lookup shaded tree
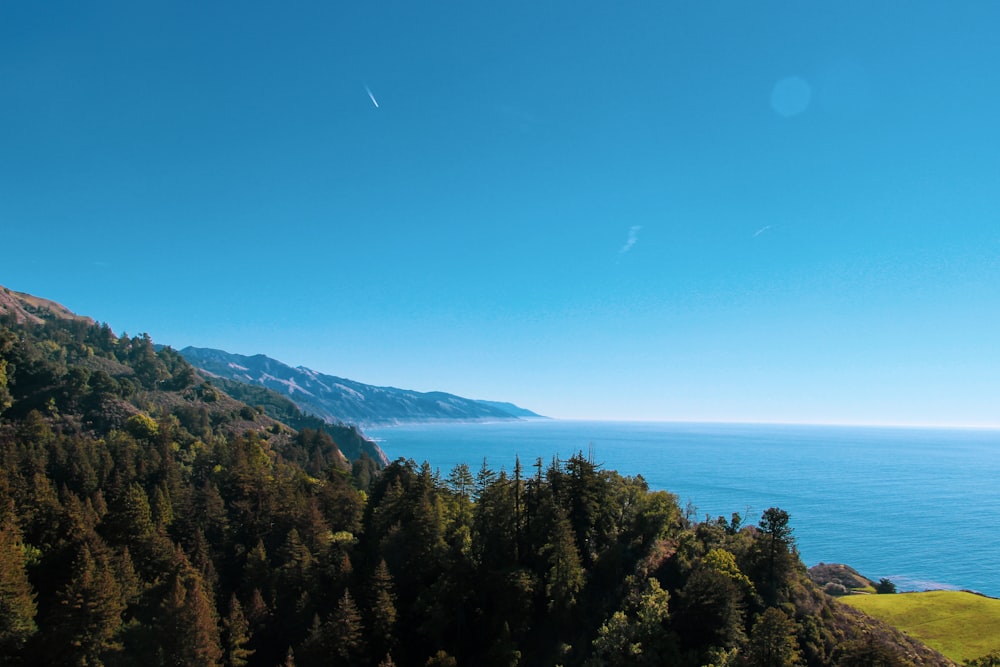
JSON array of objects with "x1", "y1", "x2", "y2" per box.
[
  {"x1": 589, "y1": 577, "x2": 674, "y2": 667},
  {"x1": 0, "y1": 504, "x2": 37, "y2": 655},
  {"x1": 48, "y1": 542, "x2": 126, "y2": 666},
  {"x1": 368, "y1": 559, "x2": 398, "y2": 660},
  {"x1": 747, "y1": 607, "x2": 801, "y2": 667},
  {"x1": 874, "y1": 578, "x2": 897, "y2": 595},
  {"x1": 156, "y1": 557, "x2": 223, "y2": 666},
  {"x1": 541, "y1": 503, "x2": 585, "y2": 613},
  {"x1": 222, "y1": 594, "x2": 253, "y2": 667},
  {"x1": 756, "y1": 507, "x2": 796, "y2": 601},
  {"x1": 330, "y1": 589, "x2": 365, "y2": 665}
]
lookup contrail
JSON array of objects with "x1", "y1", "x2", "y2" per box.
[
  {"x1": 753, "y1": 225, "x2": 772, "y2": 238},
  {"x1": 620, "y1": 225, "x2": 641, "y2": 254},
  {"x1": 365, "y1": 85, "x2": 379, "y2": 109}
]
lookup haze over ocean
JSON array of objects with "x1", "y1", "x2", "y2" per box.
[{"x1": 369, "y1": 420, "x2": 1000, "y2": 598}]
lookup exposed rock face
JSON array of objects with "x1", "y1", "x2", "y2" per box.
[{"x1": 808, "y1": 562, "x2": 876, "y2": 591}]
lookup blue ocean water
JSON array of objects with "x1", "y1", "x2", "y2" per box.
[{"x1": 367, "y1": 420, "x2": 1000, "y2": 597}]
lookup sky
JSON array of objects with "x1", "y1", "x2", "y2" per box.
[{"x1": 2, "y1": 2, "x2": 999, "y2": 427}]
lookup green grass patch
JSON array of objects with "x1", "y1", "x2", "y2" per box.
[{"x1": 841, "y1": 590, "x2": 1000, "y2": 663}]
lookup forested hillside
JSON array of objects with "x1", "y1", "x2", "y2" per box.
[{"x1": 0, "y1": 303, "x2": 951, "y2": 666}]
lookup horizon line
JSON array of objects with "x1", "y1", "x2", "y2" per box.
[{"x1": 538, "y1": 416, "x2": 1000, "y2": 431}]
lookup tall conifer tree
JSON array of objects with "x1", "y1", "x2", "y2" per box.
[
  {"x1": 222, "y1": 594, "x2": 253, "y2": 667},
  {"x1": 368, "y1": 559, "x2": 397, "y2": 659},
  {"x1": 157, "y1": 550, "x2": 223, "y2": 666},
  {"x1": 50, "y1": 542, "x2": 125, "y2": 665},
  {"x1": 0, "y1": 508, "x2": 37, "y2": 655}
]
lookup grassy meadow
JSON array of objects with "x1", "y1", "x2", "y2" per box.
[{"x1": 841, "y1": 590, "x2": 1000, "y2": 663}]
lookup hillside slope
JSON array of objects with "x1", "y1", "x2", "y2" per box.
[
  {"x1": 0, "y1": 285, "x2": 93, "y2": 325},
  {"x1": 0, "y1": 284, "x2": 385, "y2": 466},
  {"x1": 0, "y1": 286, "x2": 954, "y2": 666},
  {"x1": 842, "y1": 591, "x2": 1000, "y2": 662}
]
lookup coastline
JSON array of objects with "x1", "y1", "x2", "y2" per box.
[{"x1": 366, "y1": 419, "x2": 1000, "y2": 598}]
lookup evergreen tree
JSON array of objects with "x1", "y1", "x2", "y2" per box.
[
  {"x1": 331, "y1": 589, "x2": 365, "y2": 665},
  {"x1": 222, "y1": 594, "x2": 253, "y2": 667},
  {"x1": 150, "y1": 484, "x2": 174, "y2": 529},
  {"x1": 0, "y1": 358, "x2": 12, "y2": 415},
  {"x1": 297, "y1": 613, "x2": 326, "y2": 665},
  {"x1": 297, "y1": 589, "x2": 366, "y2": 667},
  {"x1": 446, "y1": 463, "x2": 474, "y2": 499},
  {"x1": 473, "y1": 468, "x2": 518, "y2": 569},
  {"x1": 0, "y1": 507, "x2": 37, "y2": 655},
  {"x1": 756, "y1": 507, "x2": 796, "y2": 602},
  {"x1": 561, "y1": 452, "x2": 608, "y2": 566},
  {"x1": 113, "y1": 546, "x2": 142, "y2": 610},
  {"x1": 675, "y1": 564, "x2": 747, "y2": 654},
  {"x1": 276, "y1": 528, "x2": 315, "y2": 629},
  {"x1": 368, "y1": 559, "x2": 398, "y2": 660},
  {"x1": 241, "y1": 540, "x2": 272, "y2": 603},
  {"x1": 748, "y1": 607, "x2": 801, "y2": 667},
  {"x1": 474, "y1": 458, "x2": 497, "y2": 502},
  {"x1": 156, "y1": 554, "x2": 223, "y2": 666},
  {"x1": 49, "y1": 542, "x2": 126, "y2": 665},
  {"x1": 541, "y1": 503, "x2": 585, "y2": 613},
  {"x1": 244, "y1": 587, "x2": 270, "y2": 634}
]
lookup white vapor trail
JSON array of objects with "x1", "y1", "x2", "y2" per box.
[
  {"x1": 365, "y1": 85, "x2": 379, "y2": 108},
  {"x1": 753, "y1": 225, "x2": 773, "y2": 238},
  {"x1": 620, "y1": 225, "x2": 642, "y2": 254}
]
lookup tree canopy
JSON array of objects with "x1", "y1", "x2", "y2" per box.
[{"x1": 0, "y1": 313, "x2": 944, "y2": 666}]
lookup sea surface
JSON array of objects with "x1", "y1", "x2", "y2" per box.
[{"x1": 367, "y1": 420, "x2": 1000, "y2": 597}]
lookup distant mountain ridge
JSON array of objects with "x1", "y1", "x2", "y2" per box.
[{"x1": 179, "y1": 346, "x2": 545, "y2": 427}]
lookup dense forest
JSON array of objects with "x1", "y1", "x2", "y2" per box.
[{"x1": 0, "y1": 304, "x2": 951, "y2": 666}]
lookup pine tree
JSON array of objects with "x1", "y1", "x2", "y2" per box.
[
  {"x1": 50, "y1": 542, "x2": 126, "y2": 665},
  {"x1": 0, "y1": 358, "x2": 12, "y2": 415},
  {"x1": 331, "y1": 589, "x2": 365, "y2": 665},
  {"x1": 222, "y1": 594, "x2": 253, "y2": 667},
  {"x1": 150, "y1": 484, "x2": 174, "y2": 528},
  {"x1": 242, "y1": 539, "x2": 272, "y2": 602},
  {"x1": 297, "y1": 614, "x2": 328, "y2": 667},
  {"x1": 368, "y1": 559, "x2": 398, "y2": 660},
  {"x1": 474, "y1": 458, "x2": 497, "y2": 502},
  {"x1": 276, "y1": 529, "x2": 315, "y2": 631},
  {"x1": 156, "y1": 552, "x2": 223, "y2": 666},
  {"x1": 541, "y1": 504, "x2": 585, "y2": 613},
  {"x1": 105, "y1": 483, "x2": 154, "y2": 545},
  {"x1": 114, "y1": 546, "x2": 142, "y2": 609},
  {"x1": 244, "y1": 587, "x2": 270, "y2": 633},
  {"x1": 445, "y1": 463, "x2": 474, "y2": 499},
  {"x1": 0, "y1": 508, "x2": 37, "y2": 655},
  {"x1": 756, "y1": 507, "x2": 796, "y2": 603},
  {"x1": 278, "y1": 529, "x2": 314, "y2": 592},
  {"x1": 179, "y1": 572, "x2": 223, "y2": 666},
  {"x1": 188, "y1": 529, "x2": 219, "y2": 595}
]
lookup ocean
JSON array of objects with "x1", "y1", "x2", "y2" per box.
[{"x1": 367, "y1": 420, "x2": 1000, "y2": 597}]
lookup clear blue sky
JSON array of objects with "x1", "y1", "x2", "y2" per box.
[{"x1": 3, "y1": 2, "x2": 999, "y2": 426}]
